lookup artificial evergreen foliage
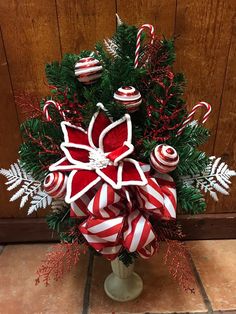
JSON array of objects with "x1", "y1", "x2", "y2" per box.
[
  {"x1": 1, "y1": 21, "x2": 235, "y2": 279},
  {"x1": 20, "y1": 118, "x2": 63, "y2": 180},
  {"x1": 177, "y1": 183, "x2": 206, "y2": 214},
  {"x1": 118, "y1": 250, "x2": 138, "y2": 267},
  {"x1": 46, "y1": 207, "x2": 71, "y2": 233},
  {"x1": 17, "y1": 23, "x2": 215, "y2": 215}
]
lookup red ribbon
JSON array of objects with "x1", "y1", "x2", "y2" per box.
[{"x1": 71, "y1": 171, "x2": 177, "y2": 260}]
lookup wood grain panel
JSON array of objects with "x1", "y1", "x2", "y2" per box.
[
  {"x1": 117, "y1": 0, "x2": 176, "y2": 37},
  {"x1": 56, "y1": 0, "x2": 116, "y2": 54},
  {"x1": 0, "y1": 0, "x2": 61, "y2": 121},
  {"x1": 0, "y1": 0, "x2": 62, "y2": 218},
  {"x1": 209, "y1": 16, "x2": 236, "y2": 213},
  {"x1": 0, "y1": 29, "x2": 24, "y2": 218},
  {"x1": 175, "y1": 0, "x2": 235, "y2": 156}
]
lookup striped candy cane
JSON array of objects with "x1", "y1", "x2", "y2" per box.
[
  {"x1": 43, "y1": 100, "x2": 65, "y2": 121},
  {"x1": 177, "y1": 101, "x2": 212, "y2": 136},
  {"x1": 134, "y1": 24, "x2": 155, "y2": 68}
]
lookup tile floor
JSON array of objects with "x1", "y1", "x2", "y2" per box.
[{"x1": 0, "y1": 240, "x2": 235, "y2": 314}]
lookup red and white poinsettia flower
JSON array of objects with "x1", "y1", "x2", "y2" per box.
[{"x1": 49, "y1": 103, "x2": 147, "y2": 203}]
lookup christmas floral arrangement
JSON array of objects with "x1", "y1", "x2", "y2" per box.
[{"x1": 1, "y1": 17, "x2": 235, "y2": 290}]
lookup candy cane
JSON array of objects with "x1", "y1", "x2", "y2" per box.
[
  {"x1": 134, "y1": 24, "x2": 155, "y2": 68},
  {"x1": 177, "y1": 101, "x2": 212, "y2": 136},
  {"x1": 43, "y1": 100, "x2": 65, "y2": 121}
]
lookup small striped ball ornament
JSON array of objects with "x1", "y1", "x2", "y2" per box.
[
  {"x1": 74, "y1": 57, "x2": 103, "y2": 85},
  {"x1": 150, "y1": 144, "x2": 179, "y2": 173},
  {"x1": 113, "y1": 86, "x2": 142, "y2": 112},
  {"x1": 43, "y1": 172, "x2": 67, "y2": 199}
]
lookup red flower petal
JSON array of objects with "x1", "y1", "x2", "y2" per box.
[
  {"x1": 121, "y1": 158, "x2": 148, "y2": 186},
  {"x1": 96, "y1": 164, "x2": 121, "y2": 189},
  {"x1": 99, "y1": 114, "x2": 132, "y2": 153},
  {"x1": 61, "y1": 143, "x2": 93, "y2": 169},
  {"x1": 65, "y1": 170, "x2": 101, "y2": 203},
  {"x1": 49, "y1": 157, "x2": 84, "y2": 172},
  {"x1": 107, "y1": 142, "x2": 134, "y2": 165},
  {"x1": 61, "y1": 122, "x2": 89, "y2": 145},
  {"x1": 88, "y1": 110, "x2": 111, "y2": 148}
]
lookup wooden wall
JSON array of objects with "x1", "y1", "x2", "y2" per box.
[{"x1": 0, "y1": 0, "x2": 236, "y2": 218}]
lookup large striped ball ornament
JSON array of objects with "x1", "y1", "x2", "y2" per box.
[
  {"x1": 43, "y1": 172, "x2": 67, "y2": 199},
  {"x1": 74, "y1": 57, "x2": 103, "y2": 85},
  {"x1": 113, "y1": 86, "x2": 142, "y2": 112},
  {"x1": 150, "y1": 144, "x2": 179, "y2": 173}
]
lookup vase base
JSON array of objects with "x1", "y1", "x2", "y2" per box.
[{"x1": 104, "y1": 272, "x2": 143, "y2": 302}]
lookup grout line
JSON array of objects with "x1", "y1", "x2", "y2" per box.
[
  {"x1": 82, "y1": 251, "x2": 94, "y2": 314},
  {"x1": 213, "y1": 310, "x2": 236, "y2": 314},
  {"x1": 0, "y1": 245, "x2": 5, "y2": 255},
  {"x1": 146, "y1": 311, "x2": 208, "y2": 314},
  {"x1": 189, "y1": 254, "x2": 213, "y2": 314}
]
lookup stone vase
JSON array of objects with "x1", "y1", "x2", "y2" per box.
[{"x1": 104, "y1": 258, "x2": 143, "y2": 302}]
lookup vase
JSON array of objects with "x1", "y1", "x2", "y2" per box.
[{"x1": 104, "y1": 258, "x2": 143, "y2": 302}]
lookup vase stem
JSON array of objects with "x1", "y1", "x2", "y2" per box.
[{"x1": 104, "y1": 258, "x2": 143, "y2": 302}]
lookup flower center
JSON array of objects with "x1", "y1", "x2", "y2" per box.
[{"x1": 89, "y1": 149, "x2": 110, "y2": 169}]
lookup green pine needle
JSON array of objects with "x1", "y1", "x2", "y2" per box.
[
  {"x1": 177, "y1": 183, "x2": 206, "y2": 214},
  {"x1": 118, "y1": 250, "x2": 138, "y2": 267}
]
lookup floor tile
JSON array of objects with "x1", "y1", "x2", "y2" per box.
[
  {"x1": 0, "y1": 244, "x2": 89, "y2": 314},
  {"x1": 89, "y1": 245, "x2": 207, "y2": 314},
  {"x1": 188, "y1": 240, "x2": 236, "y2": 311}
]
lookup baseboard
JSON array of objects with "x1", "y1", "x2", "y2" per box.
[
  {"x1": 0, "y1": 213, "x2": 235, "y2": 243},
  {"x1": 180, "y1": 213, "x2": 236, "y2": 240},
  {"x1": 0, "y1": 218, "x2": 58, "y2": 243}
]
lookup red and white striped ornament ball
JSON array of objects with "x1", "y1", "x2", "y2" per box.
[
  {"x1": 43, "y1": 172, "x2": 67, "y2": 199},
  {"x1": 150, "y1": 144, "x2": 179, "y2": 173},
  {"x1": 113, "y1": 86, "x2": 142, "y2": 112},
  {"x1": 74, "y1": 57, "x2": 103, "y2": 85}
]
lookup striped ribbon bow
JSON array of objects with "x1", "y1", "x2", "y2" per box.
[{"x1": 71, "y1": 170, "x2": 177, "y2": 260}]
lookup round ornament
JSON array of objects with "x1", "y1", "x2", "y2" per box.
[
  {"x1": 43, "y1": 172, "x2": 67, "y2": 198},
  {"x1": 74, "y1": 57, "x2": 103, "y2": 85},
  {"x1": 150, "y1": 144, "x2": 179, "y2": 173},
  {"x1": 113, "y1": 86, "x2": 142, "y2": 112}
]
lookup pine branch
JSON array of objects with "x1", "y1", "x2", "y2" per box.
[
  {"x1": 163, "y1": 240, "x2": 196, "y2": 293},
  {"x1": 168, "y1": 122, "x2": 210, "y2": 148},
  {"x1": 46, "y1": 206, "x2": 71, "y2": 232},
  {"x1": 118, "y1": 250, "x2": 138, "y2": 267},
  {"x1": 51, "y1": 200, "x2": 68, "y2": 212},
  {"x1": 28, "y1": 191, "x2": 52, "y2": 215},
  {"x1": 181, "y1": 156, "x2": 236, "y2": 201},
  {"x1": 45, "y1": 53, "x2": 83, "y2": 100},
  {"x1": 20, "y1": 118, "x2": 63, "y2": 181},
  {"x1": 153, "y1": 220, "x2": 184, "y2": 241},
  {"x1": 104, "y1": 38, "x2": 119, "y2": 58},
  {"x1": 177, "y1": 183, "x2": 206, "y2": 214},
  {"x1": 0, "y1": 160, "x2": 52, "y2": 215},
  {"x1": 1, "y1": 161, "x2": 40, "y2": 203},
  {"x1": 35, "y1": 243, "x2": 85, "y2": 286},
  {"x1": 174, "y1": 145, "x2": 209, "y2": 176}
]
